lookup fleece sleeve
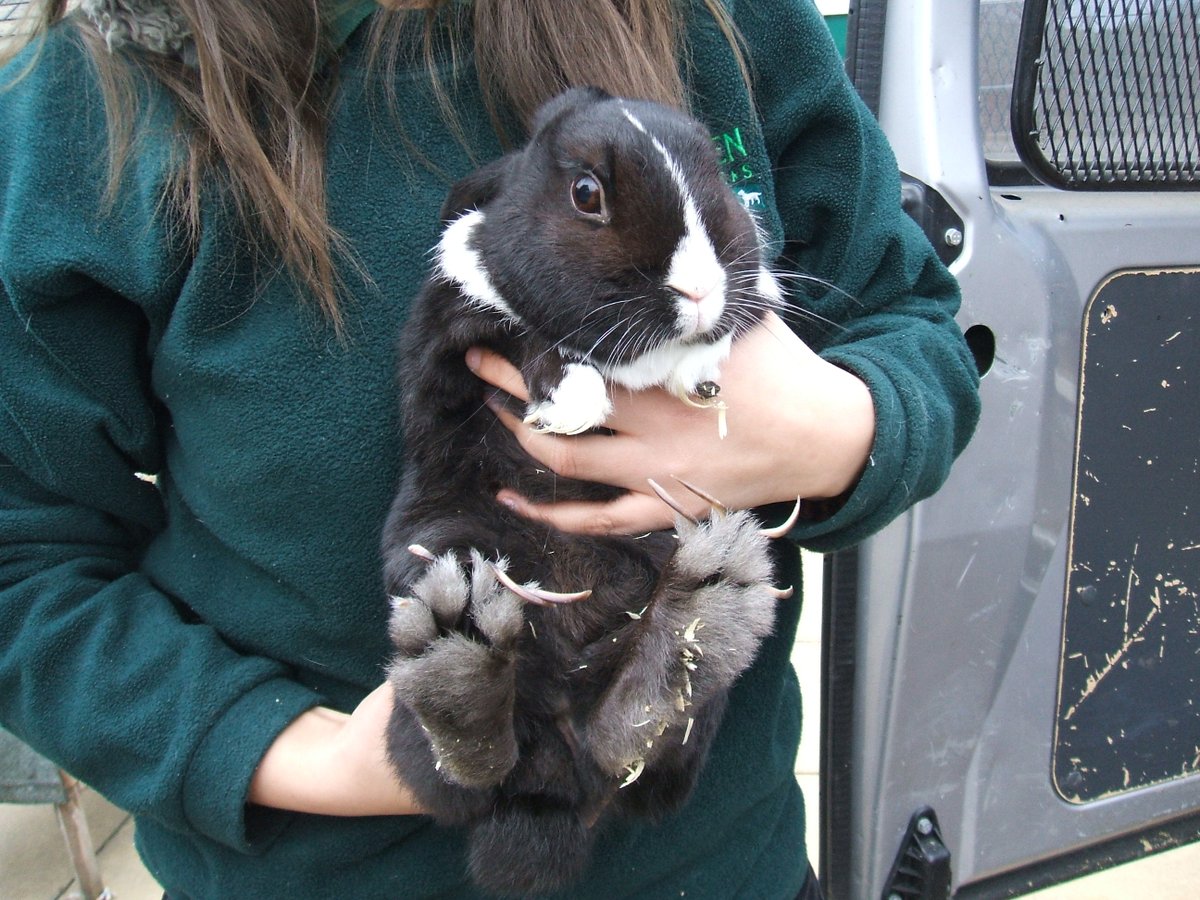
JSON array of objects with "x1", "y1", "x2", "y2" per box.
[
  {"x1": 731, "y1": 0, "x2": 981, "y2": 551},
  {"x1": 0, "y1": 29, "x2": 322, "y2": 852}
]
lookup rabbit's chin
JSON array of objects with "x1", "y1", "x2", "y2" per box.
[{"x1": 603, "y1": 331, "x2": 733, "y2": 397}]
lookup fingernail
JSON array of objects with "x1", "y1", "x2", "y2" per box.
[
  {"x1": 465, "y1": 348, "x2": 481, "y2": 373},
  {"x1": 496, "y1": 491, "x2": 520, "y2": 511}
]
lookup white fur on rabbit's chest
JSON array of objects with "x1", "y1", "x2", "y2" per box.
[{"x1": 518, "y1": 338, "x2": 734, "y2": 436}]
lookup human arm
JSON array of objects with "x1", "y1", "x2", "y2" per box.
[
  {"x1": 249, "y1": 683, "x2": 423, "y2": 817},
  {"x1": 725, "y1": 0, "x2": 981, "y2": 549}
]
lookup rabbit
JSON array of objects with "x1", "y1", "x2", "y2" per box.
[{"x1": 380, "y1": 86, "x2": 798, "y2": 896}]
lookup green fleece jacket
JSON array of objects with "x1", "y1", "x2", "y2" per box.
[{"x1": 0, "y1": 2, "x2": 979, "y2": 897}]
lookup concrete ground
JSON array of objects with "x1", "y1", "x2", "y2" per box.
[{"x1": 3, "y1": 552, "x2": 1199, "y2": 898}]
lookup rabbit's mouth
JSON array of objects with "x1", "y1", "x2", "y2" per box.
[{"x1": 670, "y1": 289, "x2": 727, "y2": 341}]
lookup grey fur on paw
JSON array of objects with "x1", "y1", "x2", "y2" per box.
[
  {"x1": 387, "y1": 549, "x2": 526, "y2": 788},
  {"x1": 388, "y1": 549, "x2": 526, "y2": 656},
  {"x1": 467, "y1": 552, "x2": 526, "y2": 648},
  {"x1": 586, "y1": 509, "x2": 779, "y2": 779},
  {"x1": 671, "y1": 509, "x2": 775, "y2": 590},
  {"x1": 667, "y1": 510, "x2": 778, "y2": 674},
  {"x1": 387, "y1": 551, "x2": 466, "y2": 656}
]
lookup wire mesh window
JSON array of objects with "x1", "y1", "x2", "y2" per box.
[
  {"x1": 1014, "y1": 0, "x2": 1200, "y2": 188},
  {"x1": 980, "y1": 0, "x2": 1028, "y2": 165},
  {"x1": 1, "y1": 0, "x2": 34, "y2": 46}
]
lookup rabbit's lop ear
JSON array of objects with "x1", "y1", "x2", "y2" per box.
[
  {"x1": 530, "y1": 86, "x2": 612, "y2": 136},
  {"x1": 439, "y1": 154, "x2": 517, "y2": 223}
]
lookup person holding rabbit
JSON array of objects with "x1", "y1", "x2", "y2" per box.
[{"x1": 0, "y1": 1, "x2": 978, "y2": 897}]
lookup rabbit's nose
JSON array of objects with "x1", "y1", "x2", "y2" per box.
[{"x1": 667, "y1": 279, "x2": 718, "y2": 303}]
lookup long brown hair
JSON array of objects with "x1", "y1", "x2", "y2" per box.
[{"x1": 5, "y1": 0, "x2": 747, "y2": 329}]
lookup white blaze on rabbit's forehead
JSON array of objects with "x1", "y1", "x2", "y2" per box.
[
  {"x1": 619, "y1": 107, "x2": 727, "y2": 335},
  {"x1": 436, "y1": 210, "x2": 521, "y2": 323}
]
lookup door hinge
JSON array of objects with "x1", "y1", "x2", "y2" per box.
[{"x1": 900, "y1": 175, "x2": 966, "y2": 268}]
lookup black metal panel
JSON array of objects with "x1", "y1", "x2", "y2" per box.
[
  {"x1": 821, "y1": 546, "x2": 860, "y2": 900},
  {"x1": 822, "y1": 11, "x2": 894, "y2": 892},
  {"x1": 845, "y1": 0, "x2": 889, "y2": 116},
  {"x1": 1013, "y1": 0, "x2": 1200, "y2": 189},
  {"x1": 1056, "y1": 269, "x2": 1200, "y2": 802},
  {"x1": 956, "y1": 809, "x2": 1200, "y2": 899}
]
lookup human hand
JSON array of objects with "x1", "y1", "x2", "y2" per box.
[
  {"x1": 466, "y1": 311, "x2": 875, "y2": 534},
  {"x1": 248, "y1": 682, "x2": 424, "y2": 817}
]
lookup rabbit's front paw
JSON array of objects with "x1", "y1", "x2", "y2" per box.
[
  {"x1": 387, "y1": 549, "x2": 526, "y2": 789},
  {"x1": 523, "y1": 362, "x2": 612, "y2": 435}
]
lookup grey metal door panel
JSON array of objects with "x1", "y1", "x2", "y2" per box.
[{"x1": 829, "y1": 1, "x2": 1200, "y2": 896}]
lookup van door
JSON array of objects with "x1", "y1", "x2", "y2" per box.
[{"x1": 822, "y1": 1, "x2": 1200, "y2": 896}]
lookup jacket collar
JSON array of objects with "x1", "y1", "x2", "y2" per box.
[{"x1": 79, "y1": 0, "x2": 378, "y2": 64}]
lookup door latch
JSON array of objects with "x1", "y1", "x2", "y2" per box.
[{"x1": 881, "y1": 806, "x2": 952, "y2": 900}]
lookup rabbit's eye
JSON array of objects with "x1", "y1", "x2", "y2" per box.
[{"x1": 570, "y1": 174, "x2": 606, "y2": 218}]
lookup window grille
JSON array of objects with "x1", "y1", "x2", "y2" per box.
[
  {"x1": 0, "y1": 1, "x2": 31, "y2": 27},
  {"x1": 980, "y1": 0, "x2": 1027, "y2": 165},
  {"x1": 1014, "y1": 0, "x2": 1200, "y2": 189},
  {"x1": 1, "y1": 1, "x2": 34, "y2": 49}
]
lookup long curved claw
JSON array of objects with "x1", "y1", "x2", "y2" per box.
[
  {"x1": 769, "y1": 585, "x2": 795, "y2": 600},
  {"x1": 758, "y1": 498, "x2": 802, "y2": 539},
  {"x1": 647, "y1": 479, "x2": 701, "y2": 525},
  {"x1": 491, "y1": 563, "x2": 592, "y2": 606},
  {"x1": 408, "y1": 543, "x2": 436, "y2": 561},
  {"x1": 671, "y1": 477, "x2": 729, "y2": 516}
]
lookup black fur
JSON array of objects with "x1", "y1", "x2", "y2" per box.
[{"x1": 382, "y1": 88, "x2": 784, "y2": 896}]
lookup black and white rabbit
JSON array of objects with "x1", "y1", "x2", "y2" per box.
[{"x1": 381, "y1": 87, "x2": 797, "y2": 896}]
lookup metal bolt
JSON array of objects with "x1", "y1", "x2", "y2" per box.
[
  {"x1": 916, "y1": 816, "x2": 934, "y2": 836},
  {"x1": 943, "y1": 227, "x2": 964, "y2": 247}
]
